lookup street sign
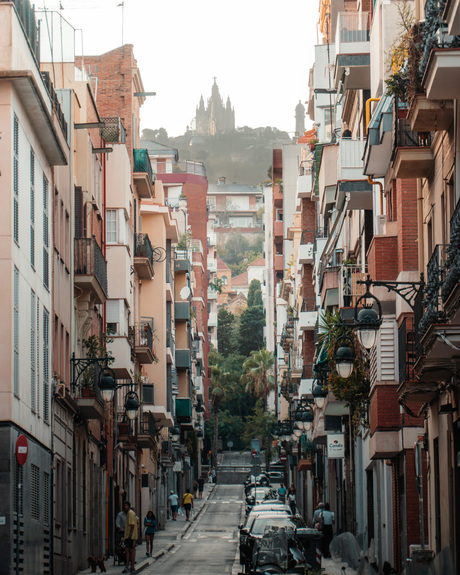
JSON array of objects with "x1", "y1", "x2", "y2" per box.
[
  {"x1": 280, "y1": 454, "x2": 288, "y2": 462},
  {"x1": 252, "y1": 450, "x2": 257, "y2": 458},
  {"x1": 15, "y1": 435, "x2": 28, "y2": 466},
  {"x1": 227, "y1": 441, "x2": 233, "y2": 448}
]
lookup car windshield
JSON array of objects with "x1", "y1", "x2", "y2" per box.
[{"x1": 250, "y1": 517, "x2": 297, "y2": 536}]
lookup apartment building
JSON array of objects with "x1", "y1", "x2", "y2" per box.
[{"x1": 271, "y1": 0, "x2": 460, "y2": 572}]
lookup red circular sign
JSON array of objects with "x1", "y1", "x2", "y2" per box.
[
  {"x1": 15, "y1": 435, "x2": 28, "y2": 466},
  {"x1": 280, "y1": 455, "x2": 288, "y2": 462}
]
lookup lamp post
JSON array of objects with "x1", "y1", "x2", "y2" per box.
[
  {"x1": 312, "y1": 379, "x2": 328, "y2": 409},
  {"x1": 334, "y1": 334, "x2": 356, "y2": 379}
]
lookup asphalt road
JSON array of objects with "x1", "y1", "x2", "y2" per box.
[{"x1": 143, "y1": 484, "x2": 244, "y2": 575}]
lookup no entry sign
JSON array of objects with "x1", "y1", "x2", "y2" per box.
[{"x1": 15, "y1": 435, "x2": 28, "y2": 466}]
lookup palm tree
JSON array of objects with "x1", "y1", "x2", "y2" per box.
[{"x1": 241, "y1": 348, "x2": 275, "y2": 405}]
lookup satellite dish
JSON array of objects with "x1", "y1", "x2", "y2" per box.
[{"x1": 180, "y1": 286, "x2": 191, "y2": 300}]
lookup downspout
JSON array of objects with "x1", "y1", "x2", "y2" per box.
[{"x1": 365, "y1": 98, "x2": 384, "y2": 215}]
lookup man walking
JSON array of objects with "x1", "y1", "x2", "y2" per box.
[
  {"x1": 182, "y1": 488, "x2": 194, "y2": 521},
  {"x1": 168, "y1": 490, "x2": 179, "y2": 521},
  {"x1": 197, "y1": 476, "x2": 204, "y2": 499},
  {"x1": 122, "y1": 501, "x2": 138, "y2": 574}
]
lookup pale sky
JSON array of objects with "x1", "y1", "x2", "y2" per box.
[{"x1": 35, "y1": 0, "x2": 319, "y2": 137}]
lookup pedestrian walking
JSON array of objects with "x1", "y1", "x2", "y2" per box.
[
  {"x1": 277, "y1": 483, "x2": 287, "y2": 503},
  {"x1": 122, "y1": 501, "x2": 138, "y2": 574},
  {"x1": 197, "y1": 476, "x2": 204, "y2": 499},
  {"x1": 182, "y1": 488, "x2": 194, "y2": 521},
  {"x1": 193, "y1": 478, "x2": 198, "y2": 498},
  {"x1": 288, "y1": 485, "x2": 297, "y2": 515},
  {"x1": 321, "y1": 502, "x2": 335, "y2": 558},
  {"x1": 211, "y1": 466, "x2": 216, "y2": 483},
  {"x1": 143, "y1": 510, "x2": 156, "y2": 557},
  {"x1": 168, "y1": 490, "x2": 179, "y2": 521},
  {"x1": 312, "y1": 502, "x2": 325, "y2": 528}
]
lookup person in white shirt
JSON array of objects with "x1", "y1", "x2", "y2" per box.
[{"x1": 168, "y1": 490, "x2": 179, "y2": 521}]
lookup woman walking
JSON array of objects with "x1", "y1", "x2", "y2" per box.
[
  {"x1": 144, "y1": 510, "x2": 156, "y2": 557},
  {"x1": 287, "y1": 485, "x2": 297, "y2": 515},
  {"x1": 321, "y1": 503, "x2": 335, "y2": 558}
]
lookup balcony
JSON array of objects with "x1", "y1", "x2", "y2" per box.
[
  {"x1": 207, "y1": 288, "x2": 217, "y2": 300},
  {"x1": 274, "y1": 220, "x2": 284, "y2": 241},
  {"x1": 131, "y1": 323, "x2": 156, "y2": 364},
  {"x1": 74, "y1": 384, "x2": 105, "y2": 420},
  {"x1": 134, "y1": 233, "x2": 154, "y2": 279},
  {"x1": 174, "y1": 250, "x2": 190, "y2": 273},
  {"x1": 108, "y1": 336, "x2": 134, "y2": 378},
  {"x1": 334, "y1": 11, "x2": 370, "y2": 90},
  {"x1": 441, "y1": 201, "x2": 460, "y2": 310},
  {"x1": 407, "y1": 94, "x2": 454, "y2": 132},
  {"x1": 175, "y1": 302, "x2": 191, "y2": 321},
  {"x1": 363, "y1": 95, "x2": 394, "y2": 178},
  {"x1": 133, "y1": 148, "x2": 155, "y2": 198},
  {"x1": 274, "y1": 254, "x2": 284, "y2": 273},
  {"x1": 208, "y1": 258, "x2": 217, "y2": 272},
  {"x1": 74, "y1": 237, "x2": 108, "y2": 303},
  {"x1": 419, "y1": 245, "x2": 449, "y2": 337},
  {"x1": 297, "y1": 164, "x2": 312, "y2": 199},
  {"x1": 392, "y1": 120, "x2": 434, "y2": 179},
  {"x1": 136, "y1": 411, "x2": 156, "y2": 450},
  {"x1": 176, "y1": 397, "x2": 192, "y2": 425},
  {"x1": 299, "y1": 298, "x2": 317, "y2": 331},
  {"x1": 166, "y1": 329, "x2": 175, "y2": 364},
  {"x1": 339, "y1": 264, "x2": 368, "y2": 308},
  {"x1": 175, "y1": 349, "x2": 191, "y2": 370},
  {"x1": 338, "y1": 138, "x2": 366, "y2": 180},
  {"x1": 444, "y1": 0, "x2": 460, "y2": 35},
  {"x1": 423, "y1": 48, "x2": 460, "y2": 100},
  {"x1": 208, "y1": 312, "x2": 217, "y2": 327},
  {"x1": 101, "y1": 116, "x2": 127, "y2": 144},
  {"x1": 273, "y1": 183, "x2": 283, "y2": 206},
  {"x1": 298, "y1": 233, "x2": 314, "y2": 265}
]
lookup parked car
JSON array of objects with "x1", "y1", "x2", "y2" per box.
[
  {"x1": 267, "y1": 471, "x2": 284, "y2": 483},
  {"x1": 239, "y1": 514, "x2": 302, "y2": 573},
  {"x1": 245, "y1": 487, "x2": 277, "y2": 513}
]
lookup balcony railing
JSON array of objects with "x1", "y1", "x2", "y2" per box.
[
  {"x1": 101, "y1": 117, "x2": 127, "y2": 144},
  {"x1": 419, "y1": 244, "x2": 448, "y2": 335},
  {"x1": 133, "y1": 149, "x2": 154, "y2": 182},
  {"x1": 398, "y1": 316, "x2": 417, "y2": 383},
  {"x1": 74, "y1": 237, "x2": 108, "y2": 296},
  {"x1": 41, "y1": 71, "x2": 68, "y2": 139},
  {"x1": 139, "y1": 410, "x2": 156, "y2": 438},
  {"x1": 5, "y1": 0, "x2": 40, "y2": 63},
  {"x1": 134, "y1": 233, "x2": 154, "y2": 263},
  {"x1": 442, "y1": 200, "x2": 460, "y2": 304},
  {"x1": 396, "y1": 120, "x2": 433, "y2": 148},
  {"x1": 155, "y1": 161, "x2": 206, "y2": 177},
  {"x1": 131, "y1": 322, "x2": 154, "y2": 351},
  {"x1": 340, "y1": 264, "x2": 368, "y2": 308}
]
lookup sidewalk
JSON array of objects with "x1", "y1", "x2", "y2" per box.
[{"x1": 78, "y1": 484, "x2": 215, "y2": 574}]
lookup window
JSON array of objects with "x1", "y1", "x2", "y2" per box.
[
  {"x1": 30, "y1": 149, "x2": 35, "y2": 267},
  {"x1": 13, "y1": 115, "x2": 19, "y2": 244},
  {"x1": 31, "y1": 464, "x2": 40, "y2": 520},
  {"x1": 31, "y1": 290, "x2": 36, "y2": 412},
  {"x1": 13, "y1": 266, "x2": 19, "y2": 396},
  {"x1": 43, "y1": 176, "x2": 49, "y2": 290},
  {"x1": 221, "y1": 275, "x2": 228, "y2": 286},
  {"x1": 106, "y1": 209, "x2": 118, "y2": 243}
]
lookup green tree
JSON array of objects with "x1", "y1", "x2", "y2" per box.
[
  {"x1": 243, "y1": 400, "x2": 277, "y2": 465},
  {"x1": 247, "y1": 279, "x2": 263, "y2": 308},
  {"x1": 241, "y1": 348, "x2": 275, "y2": 405},
  {"x1": 209, "y1": 364, "x2": 233, "y2": 472},
  {"x1": 217, "y1": 307, "x2": 236, "y2": 357},
  {"x1": 238, "y1": 306, "x2": 265, "y2": 355}
]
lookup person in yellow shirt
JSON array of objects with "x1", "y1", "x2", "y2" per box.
[
  {"x1": 123, "y1": 501, "x2": 138, "y2": 573},
  {"x1": 182, "y1": 488, "x2": 194, "y2": 521}
]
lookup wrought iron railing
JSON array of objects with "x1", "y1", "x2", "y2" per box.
[
  {"x1": 101, "y1": 117, "x2": 126, "y2": 143},
  {"x1": 133, "y1": 149, "x2": 154, "y2": 182},
  {"x1": 442, "y1": 200, "x2": 460, "y2": 304},
  {"x1": 132, "y1": 323, "x2": 153, "y2": 351},
  {"x1": 74, "y1": 237, "x2": 108, "y2": 296},
  {"x1": 419, "y1": 244, "x2": 448, "y2": 335},
  {"x1": 340, "y1": 264, "x2": 368, "y2": 308},
  {"x1": 396, "y1": 119, "x2": 433, "y2": 148},
  {"x1": 139, "y1": 410, "x2": 156, "y2": 438},
  {"x1": 4, "y1": 0, "x2": 40, "y2": 63},
  {"x1": 134, "y1": 233, "x2": 154, "y2": 264},
  {"x1": 41, "y1": 71, "x2": 68, "y2": 139}
]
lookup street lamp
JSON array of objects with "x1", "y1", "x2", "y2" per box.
[
  {"x1": 353, "y1": 277, "x2": 383, "y2": 350},
  {"x1": 312, "y1": 379, "x2": 328, "y2": 409},
  {"x1": 334, "y1": 335, "x2": 355, "y2": 379},
  {"x1": 124, "y1": 391, "x2": 140, "y2": 421},
  {"x1": 170, "y1": 426, "x2": 181, "y2": 442}
]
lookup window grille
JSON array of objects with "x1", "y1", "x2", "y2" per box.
[
  {"x1": 13, "y1": 456, "x2": 23, "y2": 515},
  {"x1": 43, "y1": 176, "x2": 49, "y2": 290},
  {"x1": 36, "y1": 297, "x2": 40, "y2": 414},
  {"x1": 44, "y1": 472, "x2": 50, "y2": 526},
  {"x1": 43, "y1": 307, "x2": 50, "y2": 422},
  {"x1": 31, "y1": 464, "x2": 40, "y2": 520},
  {"x1": 30, "y1": 149, "x2": 35, "y2": 268}
]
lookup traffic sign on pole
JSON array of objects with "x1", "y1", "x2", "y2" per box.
[{"x1": 15, "y1": 435, "x2": 28, "y2": 466}]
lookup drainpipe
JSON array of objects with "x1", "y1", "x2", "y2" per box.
[{"x1": 365, "y1": 98, "x2": 385, "y2": 216}]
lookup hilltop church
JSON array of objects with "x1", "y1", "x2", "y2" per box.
[{"x1": 195, "y1": 78, "x2": 235, "y2": 136}]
